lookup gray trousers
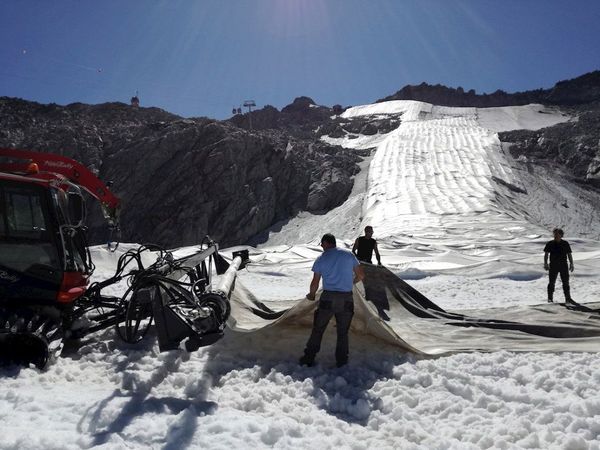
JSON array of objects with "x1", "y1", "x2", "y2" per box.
[{"x1": 304, "y1": 290, "x2": 354, "y2": 364}]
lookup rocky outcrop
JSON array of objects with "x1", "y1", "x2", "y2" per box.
[
  {"x1": 229, "y1": 96, "x2": 401, "y2": 140},
  {"x1": 228, "y1": 96, "x2": 336, "y2": 139},
  {"x1": 499, "y1": 103, "x2": 600, "y2": 187},
  {"x1": 0, "y1": 98, "x2": 179, "y2": 172},
  {"x1": 0, "y1": 97, "x2": 360, "y2": 247},
  {"x1": 104, "y1": 123, "x2": 360, "y2": 247},
  {"x1": 318, "y1": 115, "x2": 402, "y2": 138}
]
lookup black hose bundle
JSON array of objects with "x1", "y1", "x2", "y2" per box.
[{"x1": 84, "y1": 242, "x2": 229, "y2": 346}]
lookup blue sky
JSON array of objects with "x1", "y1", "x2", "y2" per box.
[{"x1": 1, "y1": 1, "x2": 599, "y2": 119}]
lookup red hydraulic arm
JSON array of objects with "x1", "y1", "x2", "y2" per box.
[{"x1": 0, "y1": 148, "x2": 120, "y2": 226}]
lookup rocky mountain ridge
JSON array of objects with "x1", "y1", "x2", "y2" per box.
[
  {"x1": 378, "y1": 71, "x2": 600, "y2": 107},
  {"x1": 1, "y1": 70, "x2": 599, "y2": 247},
  {"x1": 0, "y1": 97, "x2": 360, "y2": 247},
  {"x1": 228, "y1": 96, "x2": 400, "y2": 139}
]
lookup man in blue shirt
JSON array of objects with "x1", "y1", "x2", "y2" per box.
[{"x1": 300, "y1": 233, "x2": 364, "y2": 368}]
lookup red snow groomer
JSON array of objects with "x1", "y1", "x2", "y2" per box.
[{"x1": 0, "y1": 148, "x2": 245, "y2": 369}]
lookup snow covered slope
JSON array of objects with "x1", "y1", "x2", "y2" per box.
[
  {"x1": 260, "y1": 100, "x2": 600, "y2": 285},
  {"x1": 342, "y1": 102, "x2": 576, "y2": 243},
  {"x1": 3, "y1": 100, "x2": 600, "y2": 450}
]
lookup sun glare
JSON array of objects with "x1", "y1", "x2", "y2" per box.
[{"x1": 263, "y1": 0, "x2": 331, "y2": 38}]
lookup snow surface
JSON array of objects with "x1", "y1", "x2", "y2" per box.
[{"x1": 2, "y1": 101, "x2": 600, "y2": 449}]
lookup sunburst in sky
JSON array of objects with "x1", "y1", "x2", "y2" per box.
[{"x1": 1, "y1": 0, "x2": 599, "y2": 118}]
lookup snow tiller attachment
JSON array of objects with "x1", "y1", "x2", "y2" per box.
[
  {"x1": 81, "y1": 241, "x2": 240, "y2": 354},
  {"x1": 0, "y1": 148, "x2": 244, "y2": 369}
]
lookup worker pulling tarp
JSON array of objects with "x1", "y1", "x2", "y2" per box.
[{"x1": 227, "y1": 264, "x2": 600, "y2": 354}]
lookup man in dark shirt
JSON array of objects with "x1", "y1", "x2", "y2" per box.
[
  {"x1": 352, "y1": 226, "x2": 382, "y2": 265},
  {"x1": 543, "y1": 228, "x2": 574, "y2": 303}
]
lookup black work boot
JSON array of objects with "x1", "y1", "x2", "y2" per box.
[{"x1": 299, "y1": 354, "x2": 315, "y2": 367}]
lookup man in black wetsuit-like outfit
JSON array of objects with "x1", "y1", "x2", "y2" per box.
[
  {"x1": 352, "y1": 226, "x2": 382, "y2": 265},
  {"x1": 543, "y1": 228, "x2": 574, "y2": 303}
]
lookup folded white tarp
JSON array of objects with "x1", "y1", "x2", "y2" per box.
[{"x1": 227, "y1": 265, "x2": 600, "y2": 355}]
